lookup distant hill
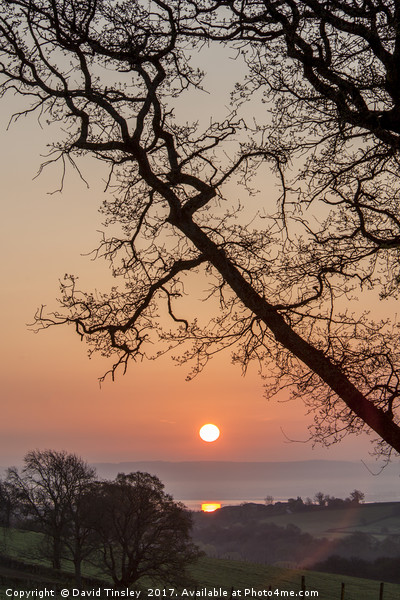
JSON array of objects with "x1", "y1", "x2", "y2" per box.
[
  {"x1": 92, "y1": 460, "x2": 400, "y2": 503},
  {"x1": 193, "y1": 500, "x2": 400, "y2": 540}
]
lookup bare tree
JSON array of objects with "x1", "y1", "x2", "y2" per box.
[
  {"x1": 62, "y1": 484, "x2": 100, "y2": 588},
  {"x1": 314, "y1": 492, "x2": 327, "y2": 507},
  {"x1": 0, "y1": 477, "x2": 13, "y2": 528},
  {"x1": 1, "y1": 0, "x2": 400, "y2": 455},
  {"x1": 86, "y1": 472, "x2": 201, "y2": 589},
  {"x1": 349, "y1": 489, "x2": 365, "y2": 505},
  {"x1": 7, "y1": 449, "x2": 96, "y2": 576}
]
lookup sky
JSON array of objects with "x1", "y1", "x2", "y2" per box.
[{"x1": 0, "y1": 39, "x2": 390, "y2": 472}]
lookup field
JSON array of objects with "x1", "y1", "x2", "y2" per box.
[
  {"x1": 192, "y1": 557, "x2": 400, "y2": 600},
  {"x1": 1, "y1": 528, "x2": 400, "y2": 600}
]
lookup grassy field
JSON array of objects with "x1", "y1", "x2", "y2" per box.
[
  {"x1": 0, "y1": 527, "x2": 104, "y2": 579},
  {"x1": 1, "y1": 528, "x2": 400, "y2": 600},
  {"x1": 253, "y1": 502, "x2": 400, "y2": 539},
  {"x1": 1, "y1": 527, "x2": 44, "y2": 564},
  {"x1": 191, "y1": 557, "x2": 400, "y2": 600}
]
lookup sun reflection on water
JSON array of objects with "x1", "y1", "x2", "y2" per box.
[{"x1": 201, "y1": 502, "x2": 221, "y2": 512}]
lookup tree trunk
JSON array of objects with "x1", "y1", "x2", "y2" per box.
[
  {"x1": 73, "y1": 534, "x2": 82, "y2": 589},
  {"x1": 74, "y1": 557, "x2": 82, "y2": 589},
  {"x1": 53, "y1": 533, "x2": 62, "y2": 570},
  {"x1": 174, "y1": 214, "x2": 400, "y2": 453}
]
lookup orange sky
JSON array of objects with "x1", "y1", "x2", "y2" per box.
[{"x1": 0, "y1": 46, "x2": 378, "y2": 469}]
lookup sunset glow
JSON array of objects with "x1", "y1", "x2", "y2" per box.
[
  {"x1": 201, "y1": 503, "x2": 221, "y2": 512},
  {"x1": 199, "y1": 423, "x2": 220, "y2": 442},
  {"x1": 0, "y1": 6, "x2": 374, "y2": 469}
]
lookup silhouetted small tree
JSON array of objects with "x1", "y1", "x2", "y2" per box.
[
  {"x1": 86, "y1": 472, "x2": 201, "y2": 589},
  {"x1": 7, "y1": 450, "x2": 96, "y2": 575},
  {"x1": 349, "y1": 489, "x2": 365, "y2": 505},
  {"x1": 314, "y1": 492, "x2": 326, "y2": 507}
]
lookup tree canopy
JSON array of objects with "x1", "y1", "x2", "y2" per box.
[
  {"x1": 7, "y1": 449, "x2": 96, "y2": 572},
  {"x1": 86, "y1": 472, "x2": 201, "y2": 588},
  {"x1": 1, "y1": 0, "x2": 400, "y2": 456}
]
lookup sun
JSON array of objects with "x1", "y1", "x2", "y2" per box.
[{"x1": 199, "y1": 423, "x2": 220, "y2": 442}]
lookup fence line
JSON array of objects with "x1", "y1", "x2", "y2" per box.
[{"x1": 173, "y1": 576, "x2": 388, "y2": 600}]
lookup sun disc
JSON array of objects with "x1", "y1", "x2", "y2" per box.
[{"x1": 199, "y1": 423, "x2": 220, "y2": 442}]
